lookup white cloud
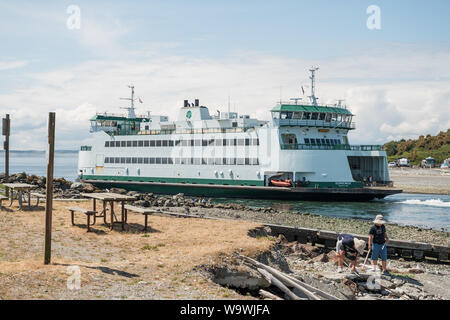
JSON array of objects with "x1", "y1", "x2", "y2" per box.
[
  {"x1": 0, "y1": 60, "x2": 28, "y2": 71},
  {"x1": 0, "y1": 49, "x2": 449, "y2": 150}
]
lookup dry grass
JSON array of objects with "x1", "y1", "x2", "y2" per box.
[{"x1": 0, "y1": 201, "x2": 273, "y2": 299}]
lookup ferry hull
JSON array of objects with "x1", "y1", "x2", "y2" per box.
[{"x1": 83, "y1": 179, "x2": 402, "y2": 202}]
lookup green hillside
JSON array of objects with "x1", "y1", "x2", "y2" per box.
[{"x1": 383, "y1": 129, "x2": 450, "y2": 165}]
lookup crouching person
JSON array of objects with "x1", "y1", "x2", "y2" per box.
[{"x1": 335, "y1": 233, "x2": 366, "y2": 273}]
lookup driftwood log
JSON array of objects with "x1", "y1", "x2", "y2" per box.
[
  {"x1": 259, "y1": 289, "x2": 284, "y2": 300},
  {"x1": 257, "y1": 268, "x2": 304, "y2": 300},
  {"x1": 257, "y1": 266, "x2": 321, "y2": 300},
  {"x1": 281, "y1": 272, "x2": 341, "y2": 300},
  {"x1": 239, "y1": 255, "x2": 341, "y2": 300}
]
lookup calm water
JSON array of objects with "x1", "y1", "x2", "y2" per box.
[
  {"x1": 211, "y1": 193, "x2": 450, "y2": 232},
  {"x1": 0, "y1": 150, "x2": 79, "y2": 181},
  {"x1": 1, "y1": 151, "x2": 448, "y2": 231}
]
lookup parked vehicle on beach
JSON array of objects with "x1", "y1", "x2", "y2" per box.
[
  {"x1": 397, "y1": 158, "x2": 410, "y2": 167},
  {"x1": 388, "y1": 161, "x2": 397, "y2": 167},
  {"x1": 439, "y1": 158, "x2": 449, "y2": 169},
  {"x1": 421, "y1": 157, "x2": 437, "y2": 168}
]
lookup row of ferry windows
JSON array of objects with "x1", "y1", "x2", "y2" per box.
[
  {"x1": 104, "y1": 138, "x2": 260, "y2": 148},
  {"x1": 304, "y1": 138, "x2": 341, "y2": 145},
  {"x1": 104, "y1": 157, "x2": 260, "y2": 165}
]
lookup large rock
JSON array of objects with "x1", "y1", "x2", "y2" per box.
[
  {"x1": 79, "y1": 183, "x2": 95, "y2": 193},
  {"x1": 70, "y1": 182, "x2": 83, "y2": 190},
  {"x1": 110, "y1": 187, "x2": 127, "y2": 194},
  {"x1": 207, "y1": 264, "x2": 270, "y2": 291},
  {"x1": 392, "y1": 284, "x2": 424, "y2": 299},
  {"x1": 164, "y1": 200, "x2": 173, "y2": 207}
]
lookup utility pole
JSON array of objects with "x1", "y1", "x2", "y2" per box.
[
  {"x1": 44, "y1": 112, "x2": 55, "y2": 265},
  {"x1": 2, "y1": 114, "x2": 10, "y2": 197}
]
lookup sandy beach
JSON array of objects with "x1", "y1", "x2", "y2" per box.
[{"x1": 389, "y1": 168, "x2": 450, "y2": 195}]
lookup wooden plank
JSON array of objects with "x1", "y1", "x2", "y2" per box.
[
  {"x1": 44, "y1": 112, "x2": 55, "y2": 265},
  {"x1": 3, "y1": 183, "x2": 37, "y2": 189},
  {"x1": 81, "y1": 192, "x2": 136, "y2": 201},
  {"x1": 124, "y1": 204, "x2": 157, "y2": 214},
  {"x1": 3, "y1": 114, "x2": 9, "y2": 198},
  {"x1": 317, "y1": 230, "x2": 339, "y2": 240},
  {"x1": 388, "y1": 239, "x2": 432, "y2": 251},
  {"x1": 432, "y1": 245, "x2": 450, "y2": 254},
  {"x1": 68, "y1": 207, "x2": 97, "y2": 214},
  {"x1": 266, "y1": 225, "x2": 442, "y2": 253},
  {"x1": 31, "y1": 192, "x2": 46, "y2": 198}
]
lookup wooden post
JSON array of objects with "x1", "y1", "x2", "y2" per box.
[
  {"x1": 2, "y1": 114, "x2": 10, "y2": 197},
  {"x1": 44, "y1": 112, "x2": 55, "y2": 265}
]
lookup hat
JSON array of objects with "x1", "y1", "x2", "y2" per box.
[
  {"x1": 354, "y1": 238, "x2": 366, "y2": 255},
  {"x1": 373, "y1": 214, "x2": 386, "y2": 225}
]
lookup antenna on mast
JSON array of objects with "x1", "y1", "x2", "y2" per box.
[
  {"x1": 289, "y1": 98, "x2": 302, "y2": 105},
  {"x1": 308, "y1": 66, "x2": 319, "y2": 106},
  {"x1": 120, "y1": 85, "x2": 137, "y2": 118}
]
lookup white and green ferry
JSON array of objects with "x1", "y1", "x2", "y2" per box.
[{"x1": 79, "y1": 68, "x2": 402, "y2": 201}]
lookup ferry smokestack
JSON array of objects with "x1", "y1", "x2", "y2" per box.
[
  {"x1": 195, "y1": 99, "x2": 199, "y2": 107},
  {"x1": 184, "y1": 100, "x2": 189, "y2": 108}
]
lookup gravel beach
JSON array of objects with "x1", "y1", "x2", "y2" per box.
[
  {"x1": 182, "y1": 205, "x2": 449, "y2": 246},
  {"x1": 390, "y1": 168, "x2": 450, "y2": 195}
]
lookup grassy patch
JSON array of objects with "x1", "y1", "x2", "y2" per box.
[
  {"x1": 141, "y1": 243, "x2": 165, "y2": 251},
  {"x1": 391, "y1": 272, "x2": 415, "y2": 279}
]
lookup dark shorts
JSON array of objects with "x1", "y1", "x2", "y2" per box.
[{"x1": 372, "y1": 243, "x2": 387, "y2": 261}]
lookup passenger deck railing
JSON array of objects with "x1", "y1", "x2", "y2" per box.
[
  {"x1": 280, "y1": 144, "x2": 383, "y2": 151},
  {"x1": 274, "y1": 118, "x2": 356, "y2": 129}
]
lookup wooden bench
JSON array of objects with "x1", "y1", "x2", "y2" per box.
[
  {"x1": 68, "y1": 207, "x2": 98, "y2": 232},
  {"x1": 31, "y1": 192, "x2": 46, "y2": 207},
  {"x1": 0, "y1": 194, "x2": 8, "y2": 210},
  {"x1": 124, "y1": 205, "x2": 158, "y2": 232}
]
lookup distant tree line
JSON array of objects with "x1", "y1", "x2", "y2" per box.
[{"x1": 383, "y1": 129, "x2": 450, "y2": 165}]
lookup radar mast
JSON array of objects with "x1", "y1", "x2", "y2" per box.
[
  {"x1": 120, "y1": 85, "x2": 137, "y2": 118},
  {"x1": 308, "y1": 66, "x2": 319, "y2": 106}
]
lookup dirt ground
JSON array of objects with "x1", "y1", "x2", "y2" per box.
[{"x1": 0, "y1": 200, "x2": 273, "y2": 300}]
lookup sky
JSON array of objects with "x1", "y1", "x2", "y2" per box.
[{"x1": 0, "y1": 0, "x2": 449, "y2": 150}]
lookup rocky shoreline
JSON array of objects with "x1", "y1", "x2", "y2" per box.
[
  {"x1": 1, "y1": 172, "x2": 449, "y2": 246},
  {"x1": 208, "y1": 234, "x2": 450, "y2": 300}
]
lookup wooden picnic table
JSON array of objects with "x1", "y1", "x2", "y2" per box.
[
  {"x1": 80, "y1": 192, "x2": 137, "y2": 230},
  {"x1": 3, "y1": 183, "x2": 38, "y2": 210}
]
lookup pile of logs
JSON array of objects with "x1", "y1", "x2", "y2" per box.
[{"x1": 239, "y1": 255, "x2": 342, "y2": 300}]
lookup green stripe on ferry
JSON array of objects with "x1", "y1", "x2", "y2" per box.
[
  {"x1": 82, "y1": 175, "x2": 265, "y2": 186},
  {"x1": 83, "y1": 175, "x2": 363, "y2": 188}
]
